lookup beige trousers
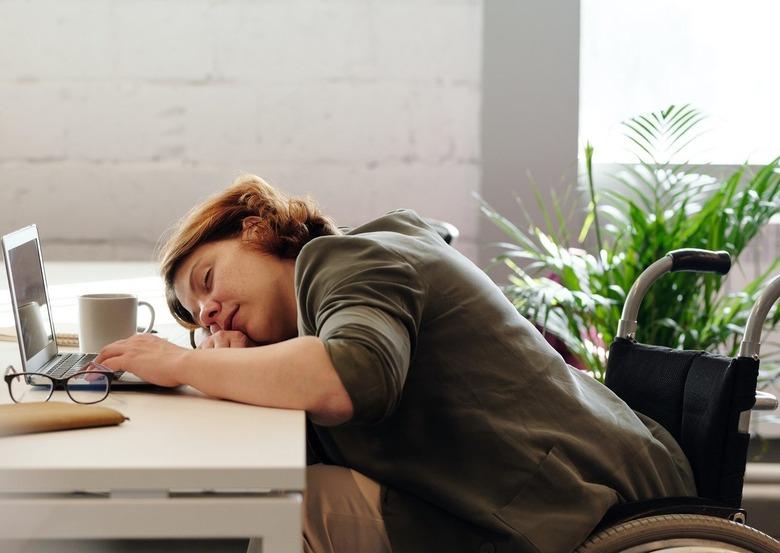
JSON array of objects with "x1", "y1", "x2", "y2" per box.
[{"x1": 247, "y1": 464, "x2": 393, "y2": 553}]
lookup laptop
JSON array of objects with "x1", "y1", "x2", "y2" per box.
[{"x1": 2, "y1": 225, "x2": 146, "y2": 384}]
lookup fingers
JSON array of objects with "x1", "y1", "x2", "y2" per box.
[
  {"x1": 81, "y1": 363, "x2": 115, "y2": 381},
  {"x1": 200, "y1": 333, "x2": 231, "y2": 348},
  {"x1": 94, "y1": 339, "x2": 128, "y2": 364},
  {"x1": 197, "y1": 330, "x2": 251, "y2": 349},
  {"x1": 90, "y1": 356, "x2": 125, "y2": 374},
  {"x1": 84, "y1": 361, "x2": 112, "y2": 373},
  {"x1": 95, "y1": 334, "x2": 163, "y2": 363}
]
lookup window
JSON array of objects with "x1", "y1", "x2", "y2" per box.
[{"x1": 580, "y1": 0, "x2": 780, "y2": 165}]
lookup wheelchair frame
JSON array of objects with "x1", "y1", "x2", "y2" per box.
[{"x1": 578, "y1": 249, "x2": 780, "y2": 552}]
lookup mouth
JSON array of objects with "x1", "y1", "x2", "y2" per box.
[
  {"x1": 232, "y1": 313, "x2": 243, "y2": 335},
  {"x1": 224, "y1": 306, "x2": 239, "y2": 332}
]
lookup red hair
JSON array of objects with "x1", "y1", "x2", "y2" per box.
[{"x1": 159, "y1": 174, "x2": 339, "y2": 328}]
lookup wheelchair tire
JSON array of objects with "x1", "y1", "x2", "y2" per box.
[{"x1": 576, "y1": 514, "x2": 780, "y2": 552}]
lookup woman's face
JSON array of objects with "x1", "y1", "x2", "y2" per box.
[{"x1": 173, "y1": 238, "x2": 299, "y2": 345}]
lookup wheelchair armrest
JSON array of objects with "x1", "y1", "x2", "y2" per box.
[{"x1": 754, "y1": 390, "x2": 779, "y2": 411}]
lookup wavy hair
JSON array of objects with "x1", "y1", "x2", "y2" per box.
[{"x1": 159, "y1": 174, "x2": 339, "y2": 328}]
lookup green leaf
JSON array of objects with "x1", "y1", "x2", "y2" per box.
[
  {"x1": 481, "y1": 103, "x2": 780, "y2": 381},
  {"x1": 579, "y1": 211, "x2": 594, "y2": 243}
]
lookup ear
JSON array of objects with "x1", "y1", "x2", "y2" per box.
[
  {"x1": 241, "y1": 216, "x2": 263, "y2": 240},
  {"x1": 242, "y1": 216, "x2": 262, "y2": 231}
]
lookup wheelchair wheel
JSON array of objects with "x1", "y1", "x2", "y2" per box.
[{"x1": 576, "y1": 514, "x2": 780, "y2": 552}]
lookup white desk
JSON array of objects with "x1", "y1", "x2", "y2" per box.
[{"x1": 0, "y1": 263, "x2": 306, "y2": 552}]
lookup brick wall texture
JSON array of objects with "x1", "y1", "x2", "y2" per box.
[{"x1": 0, "y1": 0, "x2": 482, "y2": 260}]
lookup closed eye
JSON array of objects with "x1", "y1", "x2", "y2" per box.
[{"x1": 203, "y1": 268, "x2": 211, "y2": 291}]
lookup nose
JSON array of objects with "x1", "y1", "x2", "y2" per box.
[{"x1": 199, "y1": 299, "x2": 221, "y2": 329}]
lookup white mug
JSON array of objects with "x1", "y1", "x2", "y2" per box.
[{"x1": 78, "y1": 294, "x2": 155, "y2": 353}]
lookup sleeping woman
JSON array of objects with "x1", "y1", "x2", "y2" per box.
[{"x1": 94, "y1": 174, "x2": 695, "y2": 553}]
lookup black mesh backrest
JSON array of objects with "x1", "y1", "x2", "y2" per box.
[{"x1": 605, "y1": 338, "x2": 759, "y2": 507}]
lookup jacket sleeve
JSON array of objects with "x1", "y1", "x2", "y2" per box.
[{"x1": 296, "y1": 235, "x2": 425, "y2": 425}]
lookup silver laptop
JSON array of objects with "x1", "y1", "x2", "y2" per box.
[{"x1": 2, "y1": 225, "x2": 145, "y2": 384}]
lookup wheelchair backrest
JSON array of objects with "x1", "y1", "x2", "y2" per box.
[{"x1": 605, "y1": 337, "x2": 759, "y2": 507}]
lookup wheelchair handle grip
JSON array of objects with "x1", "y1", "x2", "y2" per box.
[
  {"x1": 617, "y1": 249, "x2": 732, "y2": 340},
  {"x1": 668, "y1": 249, "x2": 731, "y2": 275}
]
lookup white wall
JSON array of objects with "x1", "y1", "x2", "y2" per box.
[{"x1": 0, "y1": 0, "x2": 482, "y2": 260}]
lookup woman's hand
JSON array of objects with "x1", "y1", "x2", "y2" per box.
[
  {"x1": 198, "y1": 330, "x2": 257, "y2": 349},
  {"x1": 94, "y1": 334, "x2": 191, "y2": 387}
]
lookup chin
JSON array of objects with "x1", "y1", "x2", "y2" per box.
[
  {"x1": 246, "y1": 329, "x2": 273, "y2": 347},
  {"x1": 244, "y1": 331, "x2": 262, "y2": 346}
]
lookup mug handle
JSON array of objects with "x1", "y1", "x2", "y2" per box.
[{"x1": 138, "y1": 301, "x2": 156, "y2": 333}]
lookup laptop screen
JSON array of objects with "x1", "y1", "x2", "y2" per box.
[{"x1": 7, "y1": 238, "x2": 55, "y2": 361}]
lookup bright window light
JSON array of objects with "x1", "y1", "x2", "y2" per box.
[{"x1": 580, "y1": 0, "x2": 780, "y2": 165}]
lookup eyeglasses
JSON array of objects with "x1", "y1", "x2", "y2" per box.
[{"x1": 4, "y1": 365, "x2": 114, "y2": 404}]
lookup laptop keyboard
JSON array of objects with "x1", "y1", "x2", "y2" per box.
[{"x1": 45, "y1": 353, "x2": 98, "y2": 379}]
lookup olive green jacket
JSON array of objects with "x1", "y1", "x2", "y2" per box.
[{"x1": 295, "y1": 210, "x2": 695, "y2": 553}]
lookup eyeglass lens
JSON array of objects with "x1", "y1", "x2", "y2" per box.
[
  {"x1": 8, "y1": 372, "x2": 110, "y2": 404},
  {"x1": 8, "y1": 373, "x2": 54, "y2": 403},
  {"x1": 66, "y1": 372, "x2": 110, "y2": 404}
]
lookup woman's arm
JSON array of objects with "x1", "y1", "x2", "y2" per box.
[{"x1": 94, "y1": 334, "x2": 354, "y2": 426}]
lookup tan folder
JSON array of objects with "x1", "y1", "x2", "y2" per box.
[{"x1": 0, "y1": 401, "x2": 128, "y2": 437}]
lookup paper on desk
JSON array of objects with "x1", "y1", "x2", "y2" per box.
[{"x1": 0, "y1": 327, "x2": 79, "y2": 348}]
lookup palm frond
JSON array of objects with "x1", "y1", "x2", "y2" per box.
[{"x1": 484, "y1": 104, "x2": 780, "y2": 383}]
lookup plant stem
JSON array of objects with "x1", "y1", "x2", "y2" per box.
[{"x1": 585, "y1": 143, "x2": 604, "y2": 264}]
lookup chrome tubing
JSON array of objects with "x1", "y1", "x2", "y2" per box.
[
  {"x1": 739, "y1": 390, "x2": 779, "y2": 433},
  {"x1": 736, "y1": 276, "x2": 780, "y2": 432},
  {"x1": 755, "y1": 390, "x2": 779, "y2": 411},
  {"x1": 739, "y1": 273, "x2": 780, "y2": 359},
  {"x1": 617, "y1": 257, "x2": 673, "y2": 340},
  {"x1": 616, "y1": 249, "x2": 731, "y2": 341}
]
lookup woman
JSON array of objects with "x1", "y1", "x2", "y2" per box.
[{"x1": 95, "y1": 175, "x2": 696, "y2": 553}]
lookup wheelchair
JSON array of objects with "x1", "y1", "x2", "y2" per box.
[{"x1": 576, "y1": 249, "x2": 780, "y2": 552}]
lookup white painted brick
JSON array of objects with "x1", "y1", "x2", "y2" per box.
[
  {"x1": 0, "y1": 84, "x2": 68, "y2": 159},
  {"x1": 261, "y1": 160, "x2": 481, "y2": 245},
  {"x1": 406, "y1": 84, "x2": 480, "y2": 162},
  {"x1": 61, "y1": 83, "x2": 258, "y2": 162},
  {"x1": 250, "y1": 82, "x2": 479, "y2": 164},
  {"x1": 372, "y1": 1, "x2": 482, "y2": 83},
  {"x1": 251, "y1": 82, "x2": 414, "y2": 163},
  {"x1": 3, "y1": 80, "x2": 478, "y2": 166},
  {"x1": 0, "y1": 1, "x2": 113, "y2": 80},
  {"x1": 0, "y1": 160, "x2": 480, "y2": 260},
  {"x1": 180, "y1": 86, "x2": 261, "y2": 162},
  {"x1": 211, "y1": 1, "x2": 375, "y2": 84},
  {"x1": 292, "y1": 161, "x2": 480, "y2": 261},
  {"x1": 210, "y1": 1, "x2": 481, "y2": 85},
  {"x1": 112, "y1": 0, "x2": 215, "y2": 81},
  {"x1": 61, "y1": 83, "x2": 182, "y2": 161},
  {"x1": 0, "y1": 161, "x2": 232, "y2": 245},
  {"x1": 0, "y1": 0, "x2": 483, "y2": 262}
]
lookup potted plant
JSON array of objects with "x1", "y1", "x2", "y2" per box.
[{"x1": 481, "y1": 104, "x2": 780, "y2": 388}]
